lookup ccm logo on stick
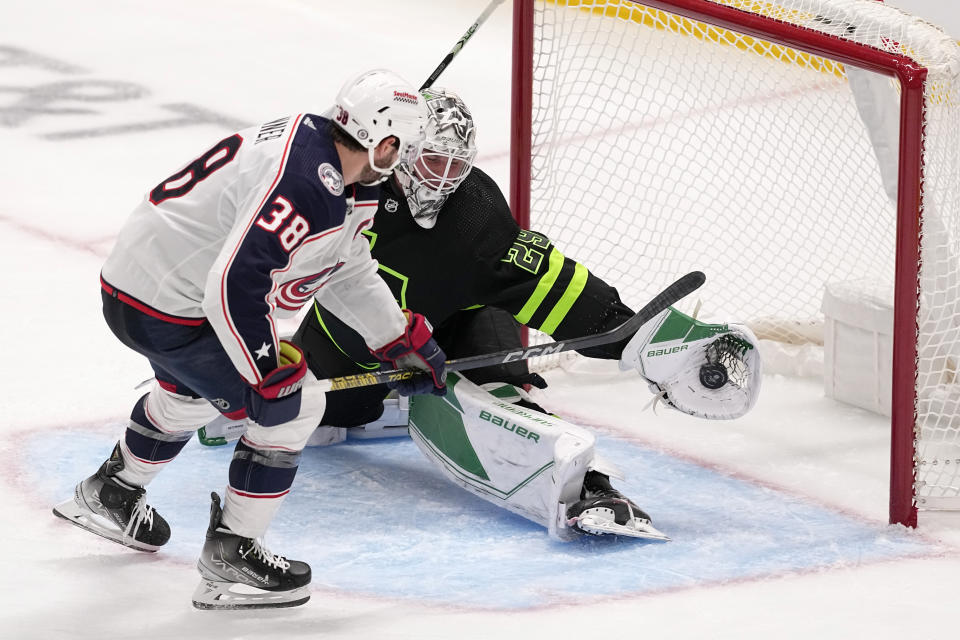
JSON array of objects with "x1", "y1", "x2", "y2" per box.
[{"x1": 502, "y1": 343, "x2": 565, "y2": 363}]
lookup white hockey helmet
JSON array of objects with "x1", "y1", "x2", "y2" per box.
[
  {"x1": 396, "y1": 87, "x2": 478, "y2": 228},
  {"x1": 331, "y1": 69, "x2": 428, "y2": 182}
]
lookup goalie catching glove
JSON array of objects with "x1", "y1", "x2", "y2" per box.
[
  {"x1": 619, "y1": 307, "x2": 761, "y2": 420},
  {"x1": 371, "y1": 310, "x2": 447, "y2": 396}
]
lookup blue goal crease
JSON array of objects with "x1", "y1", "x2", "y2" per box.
[{"x1": 31, "y1": 429, "x2": 936, "y2": 609}]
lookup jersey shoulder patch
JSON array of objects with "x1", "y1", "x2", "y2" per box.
[{"x1": 317, "y1": 162, "x2": 344, "y2": 196}]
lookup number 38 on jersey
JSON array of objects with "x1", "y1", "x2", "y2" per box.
[{"x1": 256, "y1": 195, "x2": 310, "y2": 252}]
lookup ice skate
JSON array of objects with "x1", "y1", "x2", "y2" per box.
[
  {"x1": 566, "y1": 471, "x2": 670, "y2": 541},
  {"x1": 52, "y1": 444, "x2": 171, "y2": 552},
  {"x1": 193, "y1": 492, "x2": 311, "y2": 610}
]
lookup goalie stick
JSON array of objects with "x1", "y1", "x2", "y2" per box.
[
  {"x1": 419, "y1": 0, "x2": 506, "y2": 91},
  {"x1": 315, "y1": 271, "x2": 706, "y2": 392}
]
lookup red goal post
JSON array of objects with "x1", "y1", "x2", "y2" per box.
[{"x1": 509, "y1": 0, "x2": 960, "y2": 527}]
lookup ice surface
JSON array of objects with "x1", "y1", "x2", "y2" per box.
[{"x1": 3, "y1": 1, "x2": 960, "y2": 639}]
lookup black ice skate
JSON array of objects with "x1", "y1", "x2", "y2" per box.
[
  {"x1": 193, "y1": 492, "x2": 311, "y2": 610},
  {"x1": 565, "y1": 470, "x2": 670, "y2": 541},
  {"x1": 52, "y1": 443, "x2": 170, "y2": 552}
]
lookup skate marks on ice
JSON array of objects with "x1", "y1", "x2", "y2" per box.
[{"x1": 23, "y1": 425, "x2": 937, "y2": 609}]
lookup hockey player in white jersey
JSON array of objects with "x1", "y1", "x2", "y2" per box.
[{"x1": 52, "y1": 69, "x2": 448, "y2": 610}]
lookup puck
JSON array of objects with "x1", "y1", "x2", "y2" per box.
[{"x1": 699, "y1": 363, "x2": 728, "y2": 389}]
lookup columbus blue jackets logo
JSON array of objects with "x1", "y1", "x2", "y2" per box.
[
  {"x1": 275, "y1": 263, "x2": 345, "y2": 311},
  {"x1": 317, "y1": 163, "x2": 344, "y2": 196}
]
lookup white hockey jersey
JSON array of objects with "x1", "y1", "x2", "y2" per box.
[{"x1": 101, "y1": 114, "x2": 407, "y2": 385}]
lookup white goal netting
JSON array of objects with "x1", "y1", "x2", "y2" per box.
[{"x1": 520, "y1": 0, "x2": 960, "y2": 511}]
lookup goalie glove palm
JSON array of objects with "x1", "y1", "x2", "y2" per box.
[{"x1": 619, "y1": 307, "x2": 761, "y2": 420}]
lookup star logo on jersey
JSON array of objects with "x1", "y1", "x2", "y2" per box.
[
  {"x1": 385, "y1": 198, "x2": 398, "y2": 213},
  {"x1": 255, "y1": 342, "x2": 272, "y2": 360},
  {"x1": 317, "y1": 163, "x2": 344, "y2": 196}
]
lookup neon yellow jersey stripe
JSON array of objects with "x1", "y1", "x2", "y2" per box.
[
  {"x1": 313, "y1": 303, "x2": 380, "y2": 371},
  {"x1": 539, "y1": 262, "x2": 588, "y2": 334},
  {"x1": 514, "y1": 248, "x2": 564, "y2": 325}
]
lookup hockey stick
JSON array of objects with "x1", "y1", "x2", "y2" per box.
[
  {"x1": 316, "y1": 271, "x2": 706, "y2": 392},
  {"x1": 419, "y1": 0, "x2": 506, "y2": 91}
]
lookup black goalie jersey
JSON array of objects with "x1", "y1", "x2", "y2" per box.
[{"x1": 293, "y1": 167, "x2": 635, "y2": 425}]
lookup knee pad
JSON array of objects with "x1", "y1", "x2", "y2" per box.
[{"x1": 146, "y1": 381, "x2": 221, "y2": 434}]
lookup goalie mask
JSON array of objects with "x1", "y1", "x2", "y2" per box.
[
  {"x1": 396, "y1": 88, "x2": 478, "y2": 229},
  {"x1": 619, "y1": 307, "x2": 762, "y2": 420}
]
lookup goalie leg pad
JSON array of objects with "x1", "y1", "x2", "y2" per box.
[
  {"x1": 408, "y1": 373, "x2": 595, "y2": 540},
  {"x1": 198, "y1": 414, "x2": 249, "y2": 446}
]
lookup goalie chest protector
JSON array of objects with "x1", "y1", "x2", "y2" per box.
[{"x1": 366, "y1": 169, "x2": 520, "y2": 325}]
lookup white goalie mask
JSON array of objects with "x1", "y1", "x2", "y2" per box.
[
  {"x1": 329, "y1": 69, "x2": 428, "y2": 184},
  {"x1": 396, "y1": 88, "x2": 478, "y2": 228}
]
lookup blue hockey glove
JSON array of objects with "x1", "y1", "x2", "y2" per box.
[
  {"x1": 371, "y1": 310, "x2": 447, "y2": 396},
  {"x1": 244, "y1": 340, "x2": 307, "y2": 426}
]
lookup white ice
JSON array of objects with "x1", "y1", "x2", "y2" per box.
[{"x1": 2, "y1": 1, "x2": 960, "y2": 639}]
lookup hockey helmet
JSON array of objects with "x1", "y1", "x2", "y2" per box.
[
  {"x1": 396, "y1": 87, "x2": 478, "y2": 228},
  {"x1": 330, "y1": 69, "x2": 428, "y2": 182}
]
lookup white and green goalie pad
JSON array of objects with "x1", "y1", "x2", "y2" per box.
[
  {"x1": 408, "y1": 372, "x2": 597, "y2": 541},
  {"x1": 619, "y1": 307, "x2": 762, "y2": 420}
]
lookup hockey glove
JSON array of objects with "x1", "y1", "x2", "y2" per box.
[
  {"x1": 371, "y1": 310, "x2": 447, "y2": 396},
  {"x1": 244, "y1": 340, "x2": 307, "y2": 427},
  {"x1": 619, "y1": 307, "x2": 762, "y2": 420}
]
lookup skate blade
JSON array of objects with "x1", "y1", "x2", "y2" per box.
[
  {"x1": 52, "y1": 499, "x2": 161, "y2": 553},
  {"x1": 572, "y1": 513, "x2": 671, "y2": 541},
  {"x1": 192, "y1": 579, "x2": 310, "y2": 610}
]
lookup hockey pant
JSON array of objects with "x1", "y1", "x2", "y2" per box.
[
  {"x1": 407, "y1": 372, "x2": 611, "y2": 541},
  {"x1": 101, "y1": 288, "x2": 322, "y2": 537}
]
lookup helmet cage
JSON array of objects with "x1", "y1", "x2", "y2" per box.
[{"x1": 409, "y1": 145, "x2": 476, "y2": 196}]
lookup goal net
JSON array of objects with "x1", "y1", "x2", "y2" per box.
[{"x1": 509, "y1": 0, "x2": 960, "y2": 525}]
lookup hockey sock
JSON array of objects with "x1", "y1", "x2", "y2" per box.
[
  {"x1": 221, "y1": 439, "x2": 302, "y2": 537},
  {"x1": 116, "y1": 394, "x2": 194, "y2": 487}
]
